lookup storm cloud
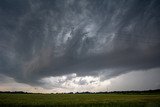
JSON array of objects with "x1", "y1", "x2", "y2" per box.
[{"x1": 0, "y1": 0, "x2": 160, "y2": 86}]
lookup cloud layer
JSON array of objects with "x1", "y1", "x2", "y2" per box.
[{"x1": 0, "y1": 0, "x2": 160, "y2": 86}]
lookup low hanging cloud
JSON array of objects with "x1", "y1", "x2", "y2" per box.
[{"x1": 0, "y1": 0, "x2": 160, "y2": 86}]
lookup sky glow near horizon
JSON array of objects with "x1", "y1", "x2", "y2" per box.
[
  {"x1": 0, "y1": 0, "x2": 160, "y2": 93},
  {"x1": 0, "y1": 68, "x2": 160, "y2": 93}
]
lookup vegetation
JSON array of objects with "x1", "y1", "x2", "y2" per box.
[{"x1": 0, "y1": 90, "x2": 160, "y2": 107}]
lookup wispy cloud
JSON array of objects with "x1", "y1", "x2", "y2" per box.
[{"x1": 0, "y1": 0, "x2": 160, "y2": 90}]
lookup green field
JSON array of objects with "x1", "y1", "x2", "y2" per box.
[{"x1": 0, "y1": 93, "x2": 160, "y2": 107}]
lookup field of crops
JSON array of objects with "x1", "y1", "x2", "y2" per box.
[{"x1": 0, "y1": 93, "x2": 160, "y2": 107}]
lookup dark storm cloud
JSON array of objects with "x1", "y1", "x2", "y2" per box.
[{"x1": 0, "y1": 0, "x2": 160, "y2": 85}]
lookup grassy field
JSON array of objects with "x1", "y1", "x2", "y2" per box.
[{"x1": 0, "y1": 93, "x2": 160, "y2": 107}]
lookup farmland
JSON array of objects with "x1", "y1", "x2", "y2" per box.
[{"x1": 0, "y1": 93, "x2": 160, "y2": 107}]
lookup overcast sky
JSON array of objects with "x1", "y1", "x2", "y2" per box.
[{"x1": 0, "y1": 0, "x2": 160, "y2": 93}]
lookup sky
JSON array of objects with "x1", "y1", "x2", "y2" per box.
[{"x1": 0, "y1": 0, "x2": 160, "y2": 93}]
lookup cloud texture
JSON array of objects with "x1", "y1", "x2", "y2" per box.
[{"x1": 0, "y1": 0, "x2": 160, "y2": 86}]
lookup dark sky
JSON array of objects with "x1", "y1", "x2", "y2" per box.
[{"x1": 0, "y1": 0, "x2": 160, "y2": 92}]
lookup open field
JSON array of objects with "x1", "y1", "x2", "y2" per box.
[{"x1": 0, "y1": 93, "x2": 160, "y2": 107}]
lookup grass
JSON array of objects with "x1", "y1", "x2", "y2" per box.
[{"x1": 0, "y1": 93, "x2": 160, "y2": 107}]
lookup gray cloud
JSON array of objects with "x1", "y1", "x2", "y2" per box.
[{"x1": 0, "y1": 0, "x2": 160, "y2": 85}]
